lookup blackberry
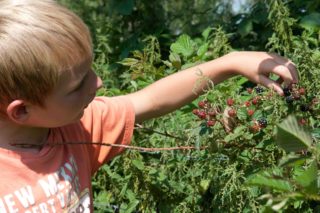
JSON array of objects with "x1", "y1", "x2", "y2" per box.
[
  {"x1": 285, "y1": 96, "x2": 294, "y2": 104},
  {"x1": 255, "y1": 86, "x2": 264, "y2": 94},
  {"x1": 283, "y1": 87, "x2": 291, "y2": 97},
  {"x1": 300, "y1": 104, "x2": 310, "y2": 112},
  {"x1": 258, "y1": 118, "x2": 268, "y2": 128}
]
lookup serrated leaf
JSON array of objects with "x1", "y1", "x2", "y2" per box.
[
  {"x1": 169, "y1": 53, "x2": 181, "y2": 69},
  {"x1": 276, "y1": 115, "x2": 312, "y2": 152},
  {"x1": 278, "y1": 154, "x2": 309, "y2": 167},
  {"x1": 201, "y1": 27, "x2": 212, "y2": 40},
  {"x1": 170, "y1": 34, "x2": 194, "y2": 57},
  {"x1": 300, "y1": 12, "x2": 320, "y2": 30},
  {"x1": 237, "y1": 107, "x2": 248, "y2": 120},
  {"x1": 238, "y1": 19, "x2": 253, "y2": 37},
  {"x1": 246, "y1": 173, "x2": 292, "y2": 192},
  {"x1": 252, "y1": 110, "x2": 263, "y2": 119},
  {"x1": 294, "y1": 160, "x2": 318, "y2": 193},
  {"x1": 132, "y1": 159, "x2": 144, "y2": 170},
  {"x1": 119, "y1": 58, "x2": 139, "y2": 67},
  {"x1": 197, "y1": 43, "x2": 209, "y2": 57},
  {"x1": 312, "y1": 128, "x2": 320, "y2": 139}
]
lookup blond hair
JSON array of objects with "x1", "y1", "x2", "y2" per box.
[{"x1": 0, "y1": 0, "x2": 92, "y2": 107}]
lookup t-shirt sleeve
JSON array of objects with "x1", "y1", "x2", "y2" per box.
[{"x1": 79, "y1": 96, "x2": 135, "y2": 174}]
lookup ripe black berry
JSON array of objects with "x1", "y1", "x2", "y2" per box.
[
  {"x1": 258, "y1": 118, "x2": 268, "y2": 128},
  {"x1": 300, "y1": 104, "x2": 310, "y2": 112},
  {"x1": 255, "y1": 86, "x2": 264, "y2": 94},
  {"x1": 283, "y1": 87, "x2": 291, "y2": 97},
  {"x1": 285, "y1": 96, "x2": 294, "y2": 104}
]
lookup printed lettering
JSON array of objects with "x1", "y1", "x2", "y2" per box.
[
  {"x1": 4, "y1": 194, "x2": 18, "y2": 213},
  {"x1": 57, "y1": 193, "x2": 65, "y2": 208},
  {"x1": 31, "y1": 205, "x2": 39, "y2": 213},
  {"x1": 0, "y1": 198, "x2": 7, "y2": 213},
  {"x1": 47, "y1": 199, "x2": 56, "y2": 213},
  {"x1": 14, "y1": 185, "x2": 35, "y2": 208},
  {"x1": 38, "y1": 202, "x2": 49, "y2": 213}
]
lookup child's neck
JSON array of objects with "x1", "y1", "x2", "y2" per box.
[{"x1": 0, "y1": 121, "x2": 50, "y2": 153}]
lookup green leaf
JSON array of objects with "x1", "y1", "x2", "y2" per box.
[
  {"x1": 300, "y1": 13, "x2": 320, "y2": 30},
  {"x1": 199, "y1": 179, "x2": 210, "y2": 194},
  {"x1": 169, "y1": 53, "x2": 181, "y2": 69},
  {"x1": 238, "y1": 19, "x2": 253, "y2": 37},
  {"x1": 237, "y1": 107, "x2": 248, "y2": 120},
  {"x1": 312, "y1": 128, "x2": 320, "y2": 139},
  {"x1": 278, "y1": 154, "x2": 309, "y2": 167},
  {"x1": 252, "y1": 110, "x2": 263, "y2": 120},
  {"x1": 170, "y1": 34, "x2": 194, "y2": 57},
  {"x1": 201, "y1": 27, "x2": 212, "y2": 41},
  {"x1": 247, "y1": 173, "x2": 293, "y2": 192},
  {"x1": 294, "y1": 160, "x2": 318, "y2": 193},
  {"x1": 119, "y1": 58, "x2": 139, "y2": 67},
  {"x1": 132, "y1": 159, "x2": 145, "y2": 170},
  {"x1": 276, "y1": 115, "x2": 312, "y2": 152},
  {"x1": 197, "y1": 43, "x2": 209, "y2": 57}
]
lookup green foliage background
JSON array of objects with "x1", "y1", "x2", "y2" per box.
[{"x1": 58, "y1": 0, "x2": 320, "y2": 212}]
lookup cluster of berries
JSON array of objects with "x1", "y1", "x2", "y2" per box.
[
  {"x1": 282, "y1": 85, "x2": 316, "y2": 125},
  {"x1": 192, "y1": 100, "x2": 220, "y2": 127},
  {"x1": 192, "y1": 84, "x2": 315, "y2": 134},
  {"x1": 192, "y1": 91, "x2": 269, "y2": 133},
  {"x1": 283, "y1": 86, "x2": 305, "y2": 103}
]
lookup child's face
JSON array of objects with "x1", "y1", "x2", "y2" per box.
[{"x1": 28, "y1": 59, "x2": 103, "y2": 127}]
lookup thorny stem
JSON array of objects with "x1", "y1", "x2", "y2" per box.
[
  {"x1": 10, "y1": 141, "x2": 208, "y2": 152},
  {"x1": 134, "y1": 123, "x2": 187, "y2": 141}
]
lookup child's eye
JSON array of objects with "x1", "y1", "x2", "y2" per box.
[{"x1": 74, "y1": 80, "x2": 84, "y2": 91}]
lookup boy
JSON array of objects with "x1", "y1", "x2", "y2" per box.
[{"x1": 0, "y1": 0, "x2": 298, "y2": 212}]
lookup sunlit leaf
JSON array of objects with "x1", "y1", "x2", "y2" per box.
[
  {"x1": 170, "y1": 34, "x2": 194, "y2": 57},
  {"x1": 132, "y1": 159, "x2": 144, "y2": 170},
  {"x1": 247, "y1": 173, "x2": 292, "y2": 192},
  {"x1": 276, "y1": 115, "x2": 312, "y2": 152}
]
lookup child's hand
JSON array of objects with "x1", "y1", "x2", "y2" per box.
[{"x1": 224, "y1": 51, "x2": 298, "y2": 95}]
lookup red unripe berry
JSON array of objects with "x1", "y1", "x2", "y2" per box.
[
  {"x1": 197, "y1": 111, "x2": 207, "y2": 119},
  {"x1": 250, "y1": 124, "x2": 260, "y2": 133},
  {"x1": 206, "y1": 120, "x2": 216, "y2": 127},
  {"x1": 244, "y1": 101, "x2": 251, "y2": 107},
  {"x1": 192, "y1": 109, "x2": 200, "y2": 115},
  {"x1": 247, "y1": 109, "x2": 254, "y2": 116},
  {"x1": 228, "y1": 109, "x2": 237, "y2": 117},
  {"x1": 247, "y1": 88, "x2": 253, "y2": 94},
  {"x1": 226, "y1": 98, "x2": 234, "y2": 106},
  {"x1": 298, "y1": 118, "x2": 307, "y2": 126},
  {"x1": 252, "y1": 97, "x2": 259, "y2": 105},
  {"x1": 198, "y1": 101, "x2": 207, "y2": 108},
  {"x1": 298, "y1": 88, "x2": 306, "y2": 96}
]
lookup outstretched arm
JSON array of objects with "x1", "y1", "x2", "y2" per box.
[{"x1": 125, "y1": 51, "x2": 298, "y2": 123}]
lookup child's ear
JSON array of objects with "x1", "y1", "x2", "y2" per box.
[{"x1": 6, "y1": 100, "x2": 30, "y2": 124}]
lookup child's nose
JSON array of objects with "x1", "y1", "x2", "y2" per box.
[{"x1": 96, "y1": 76, "x2": 103, "y2": 91}]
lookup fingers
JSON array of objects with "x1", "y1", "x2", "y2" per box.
[
  {"x1": 259, "y1": 75, "x2": 284, "y2": 95},
  {"x1": 268, "y1": 53, "x2": 299, "y2": 84},
  {"x1": 271, "y1": 64, "x2": 296, "y2": 86}
]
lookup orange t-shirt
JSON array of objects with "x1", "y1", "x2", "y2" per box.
[{"x1": 0, "y1": 96, "x2": 135, "y2": 212}]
